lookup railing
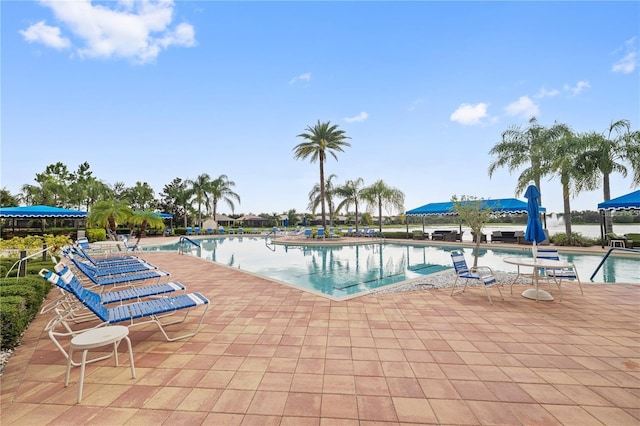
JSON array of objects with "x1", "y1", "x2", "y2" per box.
[
  {"x1": 4, "y1": 245, "x2": 52, "y2": 280},
  {"x1": 178, "y1": 236, "x2": 200, "y2": 255},
  {"x1": 590, "y1": 246, "x2": 640, "y2": 281}
]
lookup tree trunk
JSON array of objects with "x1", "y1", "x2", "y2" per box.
[
  {"x1": 562, "y1": 179, "x2": 573, "y2": 243},
  {"x1": 319, "y1": 156, "x2": 327, "y2": 230},
  {"x1": 603, "y1": 173, "x2": 613, "y2": 234},
  {"x1": 473, "y1": 236, "x2": 481, "y2": 268},
  {"x1": 378, "y1": 198, "x2": 383, "y2": 233},
  {"x1": 355, "y1": 202, "x2": 359, "y2": 231}
]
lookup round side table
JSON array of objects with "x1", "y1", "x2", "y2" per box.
[{"x1": 65, "y1": 325, "x2": 136, "y2": 403}]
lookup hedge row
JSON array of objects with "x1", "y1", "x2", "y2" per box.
[
  {"x1": 0, "y1": 256, "x2": 56, "y2": 349},
  {"x1": 0, "y1": 276, "x2": 52, "y2": 349}
]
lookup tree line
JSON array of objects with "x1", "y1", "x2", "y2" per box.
[{"x1": 1, "y1": 117, "x2": 638, "y2": 243}]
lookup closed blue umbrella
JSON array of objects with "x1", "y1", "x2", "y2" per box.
[{"x1": 524, "y1": 184, "x2": 546, "y2": 259}]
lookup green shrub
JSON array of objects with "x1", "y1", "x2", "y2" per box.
[
  {"x1": 0, "y1": 276, "x2": 51, "y2": 300},
  {"x1": 174, "y1": 228, "x2": 187, "y2": 236},
  {"x1": 550, "y1": 232, "x2": 596, "y2": 247},
  {"x1": 0, "y1": 296, "x2": 28, "y2": 349},
  {"x1": 87, "y1": 228, "x2": 106, "y2": 242},
  {"x1": 383, "y1": 231, "x2": 412, "y2": 239},
  {"x1": 0, "y1": 285, "x2": 42, "y2": 320}
]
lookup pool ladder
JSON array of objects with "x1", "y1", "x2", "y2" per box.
[
  {"x1": 590, "y1": 246, "x2": 640, "y2": 281},
  {"x1": 178, "y1": 236, "x2": 201, "y2": 255}
]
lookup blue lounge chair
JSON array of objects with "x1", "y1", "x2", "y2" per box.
[
  {"x1": 41, "y1": 268, "x2": 209, "y2": 343},
  {"x1": 218, "y1": 226, "x2": 226, "y2": 234},
  {"x1": 118, "y1": 235, "x2": 138, "y2": 252},
  {"x1": 206, "y1": 228, "x2": 213, "y2": 235},
  {"x1": 69, "y1": 246, "x2": 143, "y2": 267},
  {"x1": 65, "y1": 252, "x2": 158, "y2": 277},
  {"x1": 194, "y1": 227, "x2": 201, "y2": 235},
  {"x1": 40, "y1": 263, "x2": 186, "y2": 315},
  {"x1": 69, "y1": 257, "x2": 170, "y2": 288},
  {"x1": 317, "y1": 228, "x2": 325, "y2": 238},
  {"x1": 534, "y1": 248, "x2": 583, "y2": 301},
  {"x1": 186, "y1": 227, "x2": 193, "y2": 236},
  {"x1": 238, "y1": 227, "x2": 244, "y2": 234},
  {"x1": 304, "y1": 229, "x2": 312, "y2": 238},
  {"x1": 450, "y1": 250, "x2": 503, "y2": 304}
]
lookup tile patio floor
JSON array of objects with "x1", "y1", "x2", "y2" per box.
[{"x1": 1, "y1": 251, "x2": 639, "y2": 425}]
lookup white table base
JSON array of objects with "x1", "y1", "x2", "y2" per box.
[{"x1": 521, "y1": 288, "x2": 554, "y2": 301}]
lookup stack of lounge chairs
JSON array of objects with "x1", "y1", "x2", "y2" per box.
[{"x1": 39, "y1": 240, "x2": 210, "y2": 367}]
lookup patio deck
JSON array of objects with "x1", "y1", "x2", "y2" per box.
[{"x1": 1, "y1": 251, "x2": 639, "y2": 425}]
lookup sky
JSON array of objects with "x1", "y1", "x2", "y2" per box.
[{"x1": 1, "y1": 1, "x2": 639, "y2": 216}]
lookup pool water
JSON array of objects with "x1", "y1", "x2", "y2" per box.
[{"x1": 143, "y1": 237, "x2": 639, "y2": 299}]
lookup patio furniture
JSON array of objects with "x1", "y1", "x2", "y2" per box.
[
  {"x1": 491, "y1": 231, "x2": 524, "y2": 243},
  {"x1": 450, "y1": 251, "x2": 503, "y2": 304},
  {"x1": 65, "y1": 325, "x2": 135, "y2": 403},
  {"x1": 535, "y1": 248, "x2": 583, "y2": 301},
  {"x1": 41, "y1": 268, "x2": 209, "y2": 342},
  {"x1": 432, "y1": 230, "x2": 456, "y2": 241},
  {"x1": 471, "y1": 232, "x2": 486, "y2": 243}
]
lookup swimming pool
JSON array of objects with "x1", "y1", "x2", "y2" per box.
[{"x1": 142, "y1": 237, "x2": 639, "y2": 298}]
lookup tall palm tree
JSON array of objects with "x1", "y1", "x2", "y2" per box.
[
  {"x1": 293, "y1": 120, "x2": 351, "y2": 230},
  {"x1": 209, "y1": 174, "x2": 241, "y2": 224},
  {"x1": 88, "y1": 199, "x2": 132, "y2": 240},
  {"x1": 187, "y1": 174, "x2": 212, "y2": 228},
  {"x1": 335, "y1": 177, "x2": 365, "y2": 231},
  {"x1": 488, "y1": 117, "x2": 569, "y2": 206},
  {"x1": 361, "y1": 180, "x2": 405, "y2": 233},
  {"x1": 548, "y1": 129, "x2": 599, "y2": 242},
  {"x1": 307, "y1": 174, "x2": 339, "y2": 227},
  {"x1": 580, "y1": 120, "x2": 640, "y2": 233}
]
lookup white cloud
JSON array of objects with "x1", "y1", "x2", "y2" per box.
[
  {"x1": 19, "y1": 20, "x2": 71, "y2": 49},
  {"x1": 564, "y1": 80, "x2": 591, "y2": 96},
  {"x1": 289, "y1": 72, "x2": 311, "y2": 85},
  {"x1": 20, "y1": 0, "x2": 195, "y2": 64},
  {"x1": 533, "y1": 86, "x2": 560, "y2": 99},
  {"x1": 408, "y1": 98, "x2": 424, "y2": 112},
  {"x1": 504, "y1": 96, "x2": 539, "y2": 118},
  {"x1": 612, "y1": 37, "x2": 638, "y2": 74},
  {"x1": 344, "y1": 112, "x2": 368, "y2": 123},
  {"x1": 449, "y1": 103, "x2": 489, "y2": 126}
]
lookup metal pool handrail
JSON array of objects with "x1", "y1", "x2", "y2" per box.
[{"x1": 590, "y1": 246, "x2": 640, "y2": 281}]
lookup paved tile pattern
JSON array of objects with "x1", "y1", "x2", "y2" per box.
[{"x1": 1, "y1": 252, "x2": 639, "y2": 425}]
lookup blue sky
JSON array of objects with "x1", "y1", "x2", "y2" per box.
[{"x1": 2, "y1": 1, "x2": 639, "y2": 216}]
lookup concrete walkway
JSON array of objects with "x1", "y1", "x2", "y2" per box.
[{"x1": 1, "y1": 251, "x2": 639, "y2": 425}]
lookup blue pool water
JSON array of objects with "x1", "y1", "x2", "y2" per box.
[{"x1": 143, "y1": 237, "x2": 639, "y2": 299}]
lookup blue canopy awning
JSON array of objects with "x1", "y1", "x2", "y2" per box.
[
  {"x1": 597, "y1": 190, "x2": 640, "y2": 211},
  {"x1": 406, "y1": 198, "x2": 546, "y2": 216},
  {"x1": 0, "y1": 205, "x2": 87, "y2": 218}
]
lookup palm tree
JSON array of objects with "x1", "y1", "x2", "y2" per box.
[
  {"x1": 488, "y1": 117, "x2": 570, "y2": 205},
  {"x1": 335, "y1": 177, "x2": 365, "y2": 231},
  {"x1": 361, "y1": 180, "x2": 405, "y2": 233},
  {"x1": 187, "y1": 174, "x2": 212, "y2": 228},
  {"x1": 129, "y1": 210, "x2": 165, "y2": 244},
  {"x1": 88, "y1": 199, "x2": 132, "y2": 240},
  {"x1": 308, "y1": 174, "x2": 339, "y2": 227},
  {"x1": 548, "y1": 129, "x2": 599, "y2": 242},
  {"x1": 209, "y1": 174, "x2": 241, "y2": 224},
  {"x1": 580, "y1": 120, "x2": 640, "y2": 233},
  {"x1": 293, "y1": 120, "x2": 351, "y2": 230}
]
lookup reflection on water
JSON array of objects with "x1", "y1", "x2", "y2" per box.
[{"x1": 145, "y1": 237, "x2": 639, "y2": 297}]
